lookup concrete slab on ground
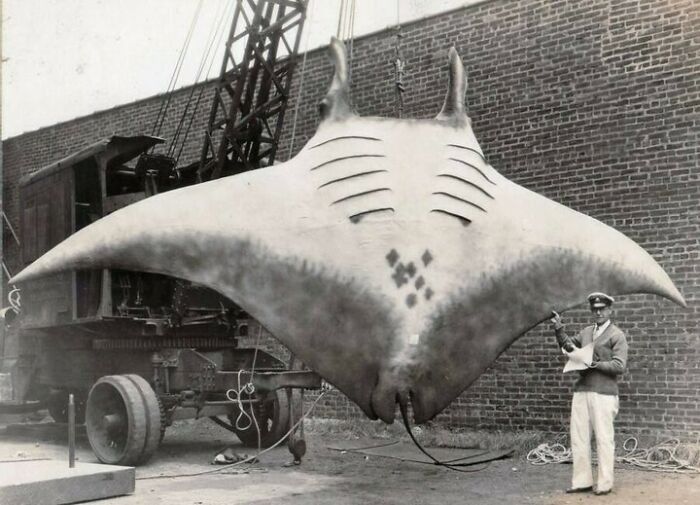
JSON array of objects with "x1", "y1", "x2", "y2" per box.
[{"x1": 0, "y1": 459, "x2": 134, "y2": 505}]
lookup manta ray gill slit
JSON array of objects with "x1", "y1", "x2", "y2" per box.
[
  {"x1": 318, "y1": 169, "x2": 389, "y2": 189},
  {"x1": 309, "y1": 154, "x2": 386, "y2": 171},
  {"x1": 435, "y1": 174, "x2": 495, "y2": 199},
  {"x1": 446, "y1": 143, "x2": 487, "y2": 162},
  {"x1": 309, "y1": 135, "x2": 382, "y2": 149},
  {"x1": 349, "y1": 208, "x2": 395, "y2": 223},
  {"x1": 447, "y1": 157, "x2": 496, "y2": 185}
]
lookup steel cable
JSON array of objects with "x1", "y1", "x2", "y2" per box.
[
  {"x1": 287, "y1": 0, "x2": 315, "y2": 156},
  {"x1": 169, "y1": 0, "x2": 234, "y2": 158},
  {"x1": 152, "y1": 0, "x2": 205, "y2": 138}
]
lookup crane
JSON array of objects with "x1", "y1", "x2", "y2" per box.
[
  {"x1": 0, "y1": 0, "x2": 317, "y2": 467},
  {"x1": 136, "y1": 0, "x2": 309, "y2": 190}
]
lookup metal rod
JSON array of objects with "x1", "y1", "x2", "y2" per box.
[
  {"x1": 68, "y1": 394, "x2": 75, "y2": 468},
  {"x1": 184, "y1": 399, "x2": 260, "y2": 407}
]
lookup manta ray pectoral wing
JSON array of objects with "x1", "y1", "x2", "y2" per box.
[
  {"x1": 8, "y1": 166, "x2": 395, "y2": 420},
  {"x1": 400, "y1": 182, "x2": 686, "y2": 423},
  {"x1": 408, "y1": 244, "x2": 685, "y2": 423}
]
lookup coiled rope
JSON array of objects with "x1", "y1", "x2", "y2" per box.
[
  {"x1": 527, "y1": 436, "x2": 700, "y2": 474},
  {"x1": 527, "y1": 442, "x2": 572, "y2": 465},
  {"x1": 618, "y1": 437, "x2": 700, "y2": 474},
  {"x1": 7, "y1": 286, "x2": 21, "y2": 313},
  {"x1": 224, "y1": 369, "x2": 257, "y2": 431}
]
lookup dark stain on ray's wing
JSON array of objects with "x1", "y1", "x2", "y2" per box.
[
  {"x1": 310, "y1": 136, "x2": 382, "y2": 149},
  {"x1": 318, "y1": 169, "x2": 388, "y2": 189},
  {"x1": 310, "y1": 154, "x2": 386, "y2": 172},
  {"x1": 436, "y1": 174, "x2": 495, "y2": 199},
  {"x1": 447, "y1": 158, "x2": 496, "y2": 185}
]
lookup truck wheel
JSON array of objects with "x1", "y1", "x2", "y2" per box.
[
  {"x1": 231, "y1": 388, "x2": 290, "y2": 448},
  {"x1": 123, "y1": 374, "x2": 163, "y2": 464},
  {"x1": 85, "y1": 375, "x2": 161, "y2": 466},
  {"x1": 286, "y1": 387, "x2": 306, "y2": 461},
  {"x1": 47, "y1": 390, "x2": 86, "y2": 424}
]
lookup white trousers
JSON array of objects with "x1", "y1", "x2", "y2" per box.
[{"x1": 570, "y1": 392, "x2": 619, "y2": 492}]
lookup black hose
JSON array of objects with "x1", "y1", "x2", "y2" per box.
[{"x1": 398, "y1": 395, "x2": 489, "y2": 473}]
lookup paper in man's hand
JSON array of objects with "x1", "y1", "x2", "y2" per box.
[{"x1": 563, "y1": 342, "x2": 594, "y2": 373}]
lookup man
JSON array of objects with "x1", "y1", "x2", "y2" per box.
[{"x1": 550, "y1": 292, "x2": 628, "y2": 496}]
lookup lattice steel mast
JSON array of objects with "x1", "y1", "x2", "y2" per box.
[{"x1": 198, "y1": 0, "x2": 308, "y2": 182}]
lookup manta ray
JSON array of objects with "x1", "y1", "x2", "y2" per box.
[{"x1": 11, "y1": 39, "x2": 685, "y2": 425}]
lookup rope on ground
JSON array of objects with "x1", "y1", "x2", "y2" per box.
[
  {"x1": 527, "y1": 436, "x2": 700, "y2": 474},
  {"x1": 618, "y1": 437, "x2": 700, "y2": 474},
  {"x1": 526, "y1": 443, "x2": 572, "y2": 465}
]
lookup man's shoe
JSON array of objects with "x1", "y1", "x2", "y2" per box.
[
  {"x1": 594, "y1": 489, "x2": 612, "y2": 496},
  {"x1": 566, "y1": 486, "x2": 593, "y2": 493}
]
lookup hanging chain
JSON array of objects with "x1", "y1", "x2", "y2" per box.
[{"x1": 393, "y1": 25, "x2": 406, "y2": 118}]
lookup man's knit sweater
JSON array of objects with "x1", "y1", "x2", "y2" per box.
[{"x1": 555, "y1": 321, "x2": 628, "y2": 396}]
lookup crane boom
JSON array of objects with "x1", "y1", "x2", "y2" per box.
[{"x1": 198, "y1": 0, "x2": 309, "y2": 182}]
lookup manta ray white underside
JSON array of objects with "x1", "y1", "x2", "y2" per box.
[{"x1": 12, "y1": 39, "x2": 685, "y2": 424}]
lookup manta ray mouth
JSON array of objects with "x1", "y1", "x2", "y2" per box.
[
  {"x1": 370, "y1": 384, "x2": 427, "y2": 424},
  {"x1": 369, "y1": 373, "x2": 406, "y2": 423}
]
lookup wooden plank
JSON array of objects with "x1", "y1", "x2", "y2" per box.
[{"x1": 0, "y1": 459, "x2": 134, "y2": 505}]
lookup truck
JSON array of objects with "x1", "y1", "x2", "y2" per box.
[
  {"x1": 0, "y1": 0, "x2": 319, "y2": 466},
  {"x1": 0, "y1": 134, "x2": 320, "y2": 466}
]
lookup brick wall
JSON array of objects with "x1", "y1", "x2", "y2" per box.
[{"x1": 3, "y1": 0, "x2": 698, "y2": 438}]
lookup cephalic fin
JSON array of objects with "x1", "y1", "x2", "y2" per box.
[{"x1": 318, "y1": 37, "x2": 354, "y2": 121}]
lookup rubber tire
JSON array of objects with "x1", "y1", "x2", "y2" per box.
[
  {"x1": 85, "y1": 375, "x2": 161, "y2": 466},
  {"x1": 123, "y1": 374, "x2": 162, "y2": 465},
  {"x1": 231, "y1": 388, "x2": 290, "y2": 448}
]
